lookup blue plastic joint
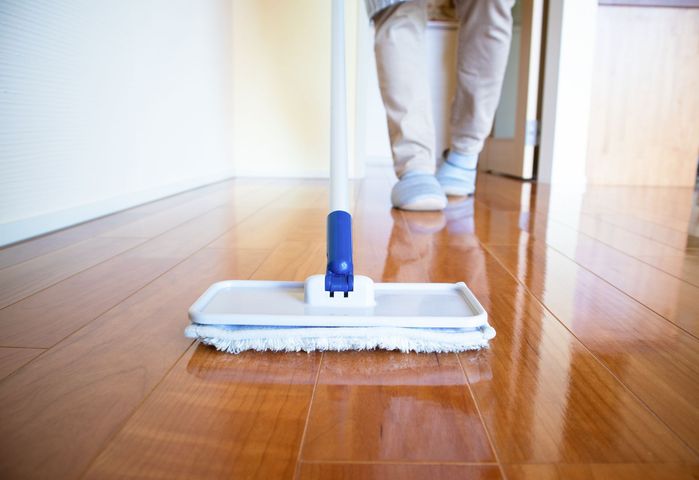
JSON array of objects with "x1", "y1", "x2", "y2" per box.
[{"x1": 325, "y1": 210, "x2": 354, "y2": 297}]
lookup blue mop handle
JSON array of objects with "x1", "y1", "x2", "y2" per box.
[{"x1": 325, "y1": 210, "x2": 354, "y2": 295}]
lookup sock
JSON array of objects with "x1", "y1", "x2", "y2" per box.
[
  {"x1": 391, "y1": 171, "x2": 447, "y2": 211},
  {"x1": 446, "y1": 151, "x2": 478, "y2": 169},
  {"x1": 436, "y1": 150, "x2": 479, "y2": 196}
]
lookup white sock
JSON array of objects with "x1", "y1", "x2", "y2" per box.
[
  {"x1": 436, "y1": 151, "x2": 478, "y2": 196},
  {"x1": 391, "y1": 171, "x2": 447, "y2": 211}
]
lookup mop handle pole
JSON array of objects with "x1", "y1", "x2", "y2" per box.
[
  {"x1": 330, "y1": 0, "x2": 348, "y2": 213},
  {"x1": 325, "y1": 0, "x2": 354, "y2": 295}
]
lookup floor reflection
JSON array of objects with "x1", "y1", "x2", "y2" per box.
[
  {"x1": 302, "y1": 351, "x2": 496, "y2": 462},
  {"x1": 186, "y1": 343, "x2": 319, "y2": 384}
]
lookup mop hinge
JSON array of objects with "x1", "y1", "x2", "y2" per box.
[
  {"x1": 325, "y1": 272, "x2": 354, "y2": 297},
  {"x1": 325, "y1": 210, "x2": 354, "y2": 297},
  {"x1": 305, "y1": 274, "x2": 374, "y2": 307}
]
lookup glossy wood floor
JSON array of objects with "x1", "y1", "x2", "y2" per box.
[{"x1": 0, "y1": 167, "x2": 698, "y2": 479}]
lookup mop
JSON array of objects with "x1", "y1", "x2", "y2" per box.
[{"x1": 184, "y1": 0, "x2": 495, "y2": 353}]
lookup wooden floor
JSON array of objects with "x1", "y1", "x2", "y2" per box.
[{"x1": 0, "y1": 168, "x2": 698, "y2": 479}]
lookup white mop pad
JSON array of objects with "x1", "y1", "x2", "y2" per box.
[
  {"x1": 185, "y1": 277, "x2": 494, "y2": 354},
  {"x1": 185, "y1": 324, "x2": 496, "y2": 354}
]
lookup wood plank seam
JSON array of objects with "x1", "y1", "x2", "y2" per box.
[
  {"x1": 76, "y1": 341, "x2": 196, "y2": 480},
  {"x1": 541, "y1": 212, "x2": 699, "y2": 336},
  {"x1": 0, "y1": 345, "x2": 48, "y2": 349},
  {"x1": 0, "y1": 181, "x2": 286, "y2": 352},
  {"x1": 300, "y1": 460, "x2": 502, "y2": 465},
  {"x1": 294, "y1": 352, "x2": 324, "y2": 480},
  {"x1": 547, "y1": 215, "x2": 699, "y2": 287},
  {"x1": 542, "y1": 240, "x2": 699, "y2": 342},
  {"x1": 0, "y1": 347, "x2": 48, "y2": 382},
  {"x1": 50, "y1": 184, "x2": 310, "y2": 476},
  {"x1": 0, "y1": 193, "x2": 235, "y2": 311},
  {"x1": 455, "y1": 353, "x2": 508, "y2": 479},
  {"x1": 0, "y1": 180, "x2": 236, "y2": 269},
  {"x1": 589, "y1": 215, "x2": 692, "y2": 249},
  {"x1": 0, "y1": 185, "x2": 282, "y2": 391},
  {"x1": 486, "y1": 184, "x2": 690, "y2": 249},
  {"x1": 394, "y1": 210, "x2": 505, "y2": 475},
  {"x1": 472, "y1": 194, "x2": 699, "y2": 339},
  {"x1": 0, "y1": 179, "x2": 241, "y2": 271},
  {"x1": 478, "y1": 241, "x2": 699, "y2": 457},
  {"x1": 482, "y1": 188, "x2": 698, "y2": 285}
]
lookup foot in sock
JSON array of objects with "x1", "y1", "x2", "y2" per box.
[
  {"x1": 391, "y1": 171, "x2": 447, "y2": 211},
  {"x1": 436, "y1": 150, "x2": 478, "y2": 196}
]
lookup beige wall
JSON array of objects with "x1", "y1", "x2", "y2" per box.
[
  {"x1": 231, "y1": 0, "x2": 358, "y2": 177},
  {"x1": 586, "y1": 6, "x2": 699, "y2": 186}
]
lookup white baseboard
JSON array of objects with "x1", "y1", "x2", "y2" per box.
[
  {"x1": 230, "y1": 167, "x2": 365, "y2": 179},
  {"x1": 230, "y1": 167, "x2": 330, "y2": 178},
  {"x1": 0, "y1": 168, "x2": 236, "y2": 247},
  {"x1": 365, "y1": 155, "x2": 392, "y2": 166}
]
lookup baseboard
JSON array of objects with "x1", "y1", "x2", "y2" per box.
[
  {"x1": 0, "y1": 168, "x2": 236, "y2": 247},
  {"x1": 230, "y1": 167, "x2": 330, "y2": 178},
  {"x1": 365, "y1": 155, "x2": 392, "y2": 166},
  {"x1": 230, "y1": 167, "x2": 365, "y2": 179}
]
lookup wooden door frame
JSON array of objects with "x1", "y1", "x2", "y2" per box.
[{"x1": 537, "y1": 0, "x2": 597, "y2": 188}]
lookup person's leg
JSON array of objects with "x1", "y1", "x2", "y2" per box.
[
  {"x1": 373, "y1": 0, "x2": 446, "y2": 210},
  {"x1": 437, "y1": 0, "x2": 514, "y2": 196}
]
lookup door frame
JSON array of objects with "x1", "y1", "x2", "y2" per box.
[{"x1": 480, "y1": 0, "x2": 544, "y2": 180}]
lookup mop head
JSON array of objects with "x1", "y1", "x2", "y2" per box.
[
  {"x1": 185, "y1": 277, "x2": 494, "y2": 354},
  {"x1": 184, "y1": 324, "x2": 496, "y2": 354}
]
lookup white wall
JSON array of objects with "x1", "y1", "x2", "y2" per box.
[
  {"x1": 358, "y1": 12, "x2": 392, "y2": 166},
  {"x1": 230, "y1": 0, "x2": 359, "y2": 178},
  {"x1": 0, "y1": 0, "x2": 235, "y2": 246}
]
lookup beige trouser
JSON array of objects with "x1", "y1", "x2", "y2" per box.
[{"x1": 373, "y1": 0, "x2": 514, "y2": 177}]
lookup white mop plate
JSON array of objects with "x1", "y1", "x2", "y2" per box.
[{"x1": 189, "y1": 278, "x2": 488, "y2": 329}]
